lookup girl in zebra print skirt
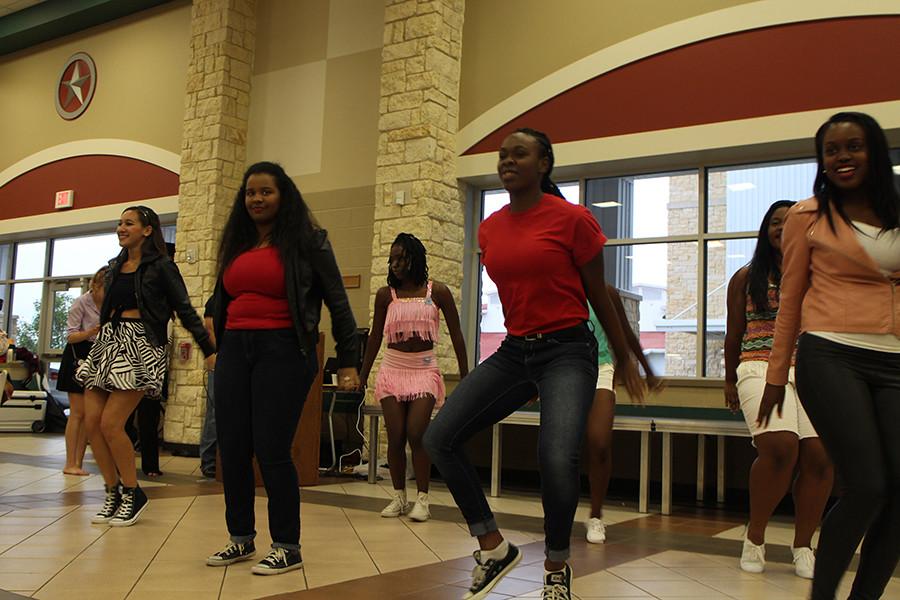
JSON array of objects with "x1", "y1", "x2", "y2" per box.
[{"x1": 77, "y1": 206, "x2": 215, "y2": 527}]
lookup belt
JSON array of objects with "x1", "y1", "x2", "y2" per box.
[{"x1": 511, "y1": 322, "x2": 589, "y2": 343}]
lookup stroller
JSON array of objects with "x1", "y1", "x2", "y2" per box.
[{"x1": 0, "y1": 347, "x2": 63, "y2": 433}]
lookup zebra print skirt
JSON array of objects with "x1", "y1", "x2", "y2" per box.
[{"x1": 75, "y1": 318, "x2": 168, "y2": 397}]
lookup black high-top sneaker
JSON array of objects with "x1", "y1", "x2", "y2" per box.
[
  {"x1": 207, "y1": 540, "x2": 256, "y2": 566},
  {"x1": 109, "y1": 485, "x2": 148, "y2": 526},
  {"x1": 542, "y1": 564, "x2": 572, "y2": 600},
  {"x1": 91, "y1": 483, "x2": 122, "y2": 524},
  {"x1": 251, "y1": 547, "x2": 303, "y2": 575}
]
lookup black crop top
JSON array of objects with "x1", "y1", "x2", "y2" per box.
[{"x1": 107, "y1": 271, "x2": 138, "y2": 314}]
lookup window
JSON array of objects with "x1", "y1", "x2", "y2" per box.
[
  {"x1": 471, "y1": 153, "x2": 844, "y2": 379},
  {"x1": 51, "y1": 233, "x2": 119, "y2": 277}
]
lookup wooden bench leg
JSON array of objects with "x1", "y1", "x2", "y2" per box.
[
  {"x1": 367, "y1": 414, "x2": 379, "y2": 484},
  {"x1": 662, "y1": 432, "x2": 672, "y2": 515},
  {"x1": 696, "y1": 434, "x2": 706, "y2": 502},
  {"x1": 490, "y1": 423, "x2": 502, "y2": 497},
  {"x1": 639, "y1": 431, "x2": 649, "y2": 513},
  {"x1": 717, "y1": 435, "x2": 726, "y2": 503}
]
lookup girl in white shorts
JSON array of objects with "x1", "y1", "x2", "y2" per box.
[
  {"x1": 724, "y1": 200, "x2": 833, "y2": 579},
  {"x1": 584, "y1": 285, "x2": 660, "y2": 544}
]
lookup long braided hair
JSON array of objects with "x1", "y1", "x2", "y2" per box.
[
  {"x1": 387, "y1": 233, "x2": 429, "y2": 288},
  {"x1": 515, "y1": 127, "x2": 565, "y2": 200}
]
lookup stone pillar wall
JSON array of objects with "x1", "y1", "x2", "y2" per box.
[
  {"x1": 370, "y1": 0, "x2": 466, "y2": 378},
  {"x1": 366, "y1": 0, "x2": 466, "y2": 465},
  {"x1": 165, "y1": 0, "x2": 257, "y2": 446}
]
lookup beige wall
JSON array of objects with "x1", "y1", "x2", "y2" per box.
[
  {"x1": 0, "y1": 2, "x2": 191, "y2": 171},
  {"x1": 247, "y1": 0, "x2": 384, "y2": 350},
  {"x1": 459, "y1": 0, "x2": 756, "y2": 127}
]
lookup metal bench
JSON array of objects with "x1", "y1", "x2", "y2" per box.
[{"x1": 361, "y1": 403, "x2": 749, "y2": 515}]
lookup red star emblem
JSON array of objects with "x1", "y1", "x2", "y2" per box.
[{"x1": 55, "y1": 53, "x2": 97, "y2": 120}]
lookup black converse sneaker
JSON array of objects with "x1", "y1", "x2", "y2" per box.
[
  {"x1": 542, "y1": 564, "x2": 572, "y2": 600},
  {"x1": 109, "y1": 485, "x2": 148, "y2": 527},
  {"x1": 463, "y1": 542, "x2": 521, "y2": 599},
  {"x1": 207, "y1": 540, "x2": 256, "y2": 566},
  {"x1": 250, "y1": 547, "x2": 303, "y2": 575},
  {"x1": 91, "y1": 483, "x2": 122, "y2": 524}
]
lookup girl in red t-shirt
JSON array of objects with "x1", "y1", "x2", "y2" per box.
[{"x1": 424, "y1": 128, "x2": 645, "y2": 600}]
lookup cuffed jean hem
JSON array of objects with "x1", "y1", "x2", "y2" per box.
[
  {"x1": 546, "y1": 545, "x2": 570, "y2": 562},
  {"x1": 272, "y1": 542, "x2": 301, "y2": 551},
  {"x1": 229, "y1": 533, "x2": 255, "y2": 544},
  {"x1": 466, "y1": 518, "x2": 498, "y2": 537}
]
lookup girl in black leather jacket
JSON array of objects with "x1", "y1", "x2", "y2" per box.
[
  {"x1": 77, "y1": 205, "x2": 214, "y2": 527},
  {"x1": 206, "y1": 162, "x2": 359, "y2": 575}
]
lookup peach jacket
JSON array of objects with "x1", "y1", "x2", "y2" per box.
[{"x1": 766, "y1": 197, "x2": 900, "y2": 386}]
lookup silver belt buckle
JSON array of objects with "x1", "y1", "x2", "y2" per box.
[{"x1": 524, "y1": 332, "x2": 543, "y2": 341}]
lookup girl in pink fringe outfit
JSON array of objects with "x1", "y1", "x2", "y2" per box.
[{"x1": 360, "y1": 233, "x2": 468, "y2": 522}]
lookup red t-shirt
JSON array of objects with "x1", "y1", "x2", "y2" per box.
[
  {"x1": 223, "y1": 247, "x2": 293, "y2": 330},
  {"x1": 479, "y1": 194, "x2": 607, "y2": 336}
]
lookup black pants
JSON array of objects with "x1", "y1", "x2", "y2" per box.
[
  {"x1": 137, "y1": 397, "x2": 161, "y2": 474},
  {"x1": 214, "y1": 328, "x2": 316, "y2": 550},
  {"x1": 796, "y1": 333, "x2": 900, "y2": 600}
]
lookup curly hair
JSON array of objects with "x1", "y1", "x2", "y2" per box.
[{"x1": 387, "y1": 233, "x2": 428, "y2": 288}]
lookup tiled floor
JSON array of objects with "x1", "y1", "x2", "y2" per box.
[{"x1": 0, "y1": 433, "x2": 898, "y2": 599}]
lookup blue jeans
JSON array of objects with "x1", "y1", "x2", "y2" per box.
[
  {"x1": 215, "y1": 328, "x2": 317, "y2": 550},
  {"x1": 199, "y1": 371, "x2": 217, "y2": 475},
  {"x1": 424, "y1": 323, "x2": 597, "y2": 561}
]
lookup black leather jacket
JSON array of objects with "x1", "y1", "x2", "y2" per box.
[
  {"x1": 212, "y1": 229, "x2": 359, "y2": 368},
  {"x1": 102, "y1": 251, "x2": 215, "y2": 357}
]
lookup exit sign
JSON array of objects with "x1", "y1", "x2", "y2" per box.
[{"x1": 55, "y1": 190, "x2": 74, "y2": 209}]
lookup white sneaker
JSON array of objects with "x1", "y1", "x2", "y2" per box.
[
  {"x1": 381, "y1": 489, "x2": 408, "y2": 517},
  {"x1": 408, "y1": 492, "x2": 430, "y2": 522},
  {"x1": 792, "y1": 546, "x2": 815, "y2": 579},
  {"x1": 585, "y1": 517, "x2": 606, "y2": 544},
  {"x1": 740, "y1": 532, "x2": 765, "y2": 573}
]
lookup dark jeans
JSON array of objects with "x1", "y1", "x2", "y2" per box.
[
  {"x1": 199, "y1": 371, "x2": 217, "y2": 476},
  {"x1": 424, "y1": 323, "x2": 597, "y2": 562},
  {"x1": 795, "y1": 333, "x2": 900, "y2": 600},
  {"x1": 215, "y1": 328, "x2": 317, "y2": 550}
]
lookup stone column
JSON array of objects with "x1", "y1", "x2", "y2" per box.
[
  {"x1": 371, "y1": 0, "x2": 466, "y2": 376},
  {"x1": 366, "y1": 0, "x2": 466, "y2": 465},
  {"x1": 165, "y1": 0, "x2": 256, "y2": 447}
]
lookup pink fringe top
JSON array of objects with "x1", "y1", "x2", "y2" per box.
[{"x1": 383, "y1": 281, "x2": 440, "y2": 343}]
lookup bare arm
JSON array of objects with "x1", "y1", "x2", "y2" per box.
[
  {"x1": 433, "y1": 281, "x2": 469, "y2": 378},
  {"x1": 359, "y1": 287, "x2": 391, "y2": 387},
  {"x1": 724, "y1": 267, "x2": 748, "y2": 412}
]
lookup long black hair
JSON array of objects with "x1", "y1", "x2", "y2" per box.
[
  {"x1": 218, "y1": 161, "x2": 318, "y2": 276},
  {"x1": 515, "y1": 127, "x2": 565, "y2": 199},
  {"x1": 122, "y1": 205, "x2": 167, "y2": 258},
  {"x1": 747, "y1": 200, "x2": 795, "y2": 313},
  {"x1": 387, "y1": 233, "x2": 428, "y2": 288},
  {"x1": 813, "y1": 111, "x2": 900, "y2": 232}
]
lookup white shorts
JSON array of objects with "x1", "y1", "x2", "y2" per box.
[
  {"x1": 596, "y1": 363, "x2": 615, "y2": 392},
  {"x1": 737, "y1": 361, "x2": 817, "y2": 442}
]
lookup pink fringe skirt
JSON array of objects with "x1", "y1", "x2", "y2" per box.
[{"x1": 374, "y1": 349, "x2": 445, "y2": 407}]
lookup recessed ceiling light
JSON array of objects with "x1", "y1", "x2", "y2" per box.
[
  {"x1": 727, "y1": 182, "x2": 755, "y2": 192},
  {"x1": 591, "y1": 201, "x2": 622, "y2": 208}
]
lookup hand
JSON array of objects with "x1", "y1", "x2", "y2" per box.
[
  {"x1": 89, "y1": 325, "x2": 101, "y2": 337},
  {"x1": 616, "y1": 359, "x2": 646, "y2": 406},
  {"x1": 337, "y1": 367, "x2": 360, "y2": 391},
  {"x1": 205, "y1": 354, "x2": 216, "y2": 372},
  {"x1": 724, "y1": 380, "x2": 740, "y2": 413},
  {"x1": 756, "y1": 383, "x2": 785, "y2": 428}
]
